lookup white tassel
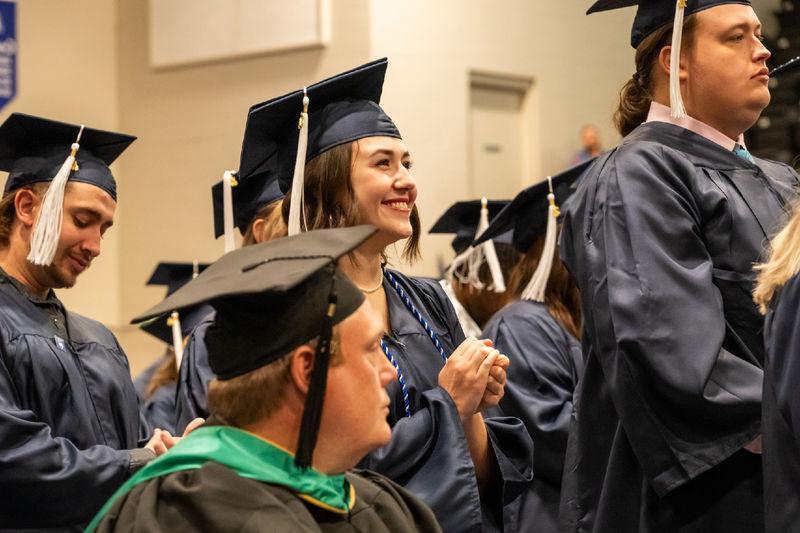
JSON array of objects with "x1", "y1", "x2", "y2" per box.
[
  {"x1": 27, "y1": 125, "x2": 85, "y2": 266},
  {"x1": 288, "y1": 87, "x2": 309, "y2": 236},
  {"x1": 521, "y1": 177, "x2": 559, "y2": 302},
  {"x1": 446, "y1": 198, "x2": 506, "y2": 293},
  {"x1": 192, "y1": 259, "x2": 200, "y2": 279},
  {"x1": 669, "y1": 0, "x2": 687, "y2": 119},
  {"x1": 168, "y1": 311, "x2": 184, "y2": 371},
  {"x1": 222, "y1": 170, "x2": 238, "y2": 253}
]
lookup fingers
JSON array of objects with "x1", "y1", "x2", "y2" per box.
[
  {"x1": 146, "y1": 429, "x2": 168, "y2": 456},
  {"x1": 183, "y1": 417, "x2": 205, "y2": 437},
  {"x1": 477, "y1": 349, "x2": 499, "y2": 380},
  {"x1": 488, "y1": 364, "x2": 507, "y2": 387}
]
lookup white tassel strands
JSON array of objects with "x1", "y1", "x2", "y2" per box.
[
  {"x1": 27, "y1": 125, "x2": 85, "y2": 266},
  {"x1": 447, "y1": 197, "x2": 506, "y2": 293},
  {"x1": 288, "y1": 88, "x2": 310, "y2": 236},
  {"x1": 669, "y1": 0, "x2": 688, "y2": 119},
  {"x1": 521, "y1": 177, "x2": 559, "y2": 302},
  {"x1": 168, "y1": 311, "x2": 184, "y2": 372},
  {"x1": 222, "y1": 170, "x2": 238, "y2": 253}
]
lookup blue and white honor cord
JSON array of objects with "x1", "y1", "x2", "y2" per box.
[{"x1": 380, "y1": 269, "x2": 450, "y2": 418}]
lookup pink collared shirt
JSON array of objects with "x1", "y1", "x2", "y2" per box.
[{"x1": 645, "y1": 101, "x2": 746, "y2": 151}]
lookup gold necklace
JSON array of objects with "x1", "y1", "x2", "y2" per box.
[{"x1": 357, "y1": 277, "x2": 384, "y2": 294}]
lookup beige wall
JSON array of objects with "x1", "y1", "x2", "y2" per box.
[
  {"x1": 370, "y1": 0, "x2": 633, "y2": 276},
  {"x1": 3, "y1": 0, "x2": 122, "y2": 325}
]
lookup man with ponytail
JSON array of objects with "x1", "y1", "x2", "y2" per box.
[
  {"x1": 559, "y1": 1, "x2": 799, "y2": 531},
  {"x1": 0, "y1": 114, "x2": 179, "y2": 529}
]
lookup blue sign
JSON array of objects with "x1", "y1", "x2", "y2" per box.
[{"x1": 0, "y1": 1, "x2": 16, "y2": 111}]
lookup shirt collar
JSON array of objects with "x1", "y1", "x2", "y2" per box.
[
  {"x1": 646, "y1": 102, "x2": 746, "y2": 152},
  {"x1": 0, "y1": 265, "x2": 59, "y2": 306}
]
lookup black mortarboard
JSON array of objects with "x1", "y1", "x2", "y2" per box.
[
  {"x1": 140, "y1": 261, "x2": 212, "y2": 345},
  {"x1": 474, "y1": 159, "x2": 594, "y2": 251},
  {"x1": 430, "y1": 199, "x2": 510, "y2": 254},
  {"x1": 0, "y1": 113, "x2": 136, "y2": 199},
  {"x1": 588, "y1": 0, "x2": 751, "y2": 49},
  {"x1": 211, "y1": 171, "x2": 283, "y2": 238},
  {"x1": 239, "y1": 58, "x2": 399, "y2": 190},
  {"x1": 132, "y1": 225, "x2": 377, "y2": 467}
]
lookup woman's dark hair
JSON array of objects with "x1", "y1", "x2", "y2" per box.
[
  {"x1": 614, "y1": 15, "x2": 698, "y2": 137},
  {"x1": 281, "y1": 141, "x2": 421, "y2": 262}
]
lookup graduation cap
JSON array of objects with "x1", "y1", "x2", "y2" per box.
[
  {"x1": 588, "y1": 0, "x2": 752, "y2": 119},
  {"x1": 238, "y1": 58, "x2": 400, "y2": 236},
  {"x1": 429, "y1": 199, "x2": 510, "y2": 254},
  {"x1": 139, "y1": 261, "x2": 212, "y2": 369},
  {"x1": 429, "y1": 198, "x2": 510, "y2": 293},
  {"x1": 211, "y1": 170, "x2": 284, "y2": 252},
  {"x1": 474, "y1": 159, "x2": 594, "y2": 301},
  {"x1": 0, "y1": 113, "x2": 136, "y2": 266},
  {"x1": 132, "y1": 225, "x2": 377, "y2": 467}
]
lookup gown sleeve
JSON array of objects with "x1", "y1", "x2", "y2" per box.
[
  {"x1": 568, "y1": 146, "x2": 763, "y2": 495},
  {"x1": 374, "y1": 275, "x2": 534, "y2": 532},
  {"x1": 0, "y1": 341, "x2": 132, "y2": 527},
  {"x1": 486, "y1": 309, "x2": 578, "y2": 487},
  {"x1": 174, "y1": 315, "x2": 215, "y2": 434}
]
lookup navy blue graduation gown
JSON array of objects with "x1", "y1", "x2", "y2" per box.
[
  {"x1": 559, "y1": 121, "x2": 799, "y2": 532},
  {"x1": 0, "y1": 271, "x2": 150, "y2": 530},
  {"x1": 132, "y1": 352, "x2": 169, "y2": 399},
  {"x1": 482, "y1": 300, "x2": 583, "y2": 532},
  {"x1": 358, "y1": 270, "x2": 534, "y2": 533},
  {"x1": 173, "y1": 312, "x2": 215, "y2": 433},
  {"x1": 763, "y1": 272, "x2": 800, "y2": 532},
  {"x1": 142, "y1": 382, "x2": 177, "y2": 435}
]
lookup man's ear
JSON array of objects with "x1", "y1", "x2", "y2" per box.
[
  {"x1": 288, "y1": 345, "x2": 316, "y2": 396},
  {"x1": 14, "y1": 189, "x2": 39, "y2": 228},
  {"x1": 658, "y1": 45, "x2": 689, "y2": 81},
  {"x1": 251, "y1": 217, "x2": 267, "y2": 244}
]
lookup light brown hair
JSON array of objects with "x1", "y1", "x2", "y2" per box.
[
  {"x1": 614, "y1": 15, "x2": 698, "y2": 137},
  {"x1": 0, "y1": 183, "x2": 49, "y2": 249},
  {"x1": 206, "y1": 333, "x2": 341, "y2": 427},
  {"x1": 754, "y1": 202, "x2": 800, "y2": 313},
  {"x1": 143, "y1": 349, "x2": 179, "y2": 401},
  {"x1": 506, "y1": 235, "x2": 582, "y2": 339},
  {"x1": 242, "y1": 198, "x2": 288, "y2": 246},
  {"x1": 280, "y1": 142, "x2": 421, "y2": 262}
]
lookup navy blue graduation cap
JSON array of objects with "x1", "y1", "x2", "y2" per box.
[
  {"x1": 474, "y1": 159, "x2": 594, "y2": 301},
  {"x1": 0, "y1": 113, "x2": 135, "y2": 199},
  {"x1": 430, "y1": 199, "x2": 510, "y2": 254},
  {"x1": 0, "y1": 113, "x2": 135, "y2": 266},
  {"x1": 588, "y1": 0, "x2": 751, "y2": 48},
  {"x1": 139, "y1": 262, "x2": 212, "y2": 370},
  {"x1": 211, "y1": 171, "x2": 283, "y2": 239},
  {"x1": 588, "y1": 0, "x2": 751, "y2": 119},
  {"x1": 132, "y1": 225, "x2": 377, "y2": 468},
  {"x1": 238, "y1": 58, "x2": 400, "y2": 235}
]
